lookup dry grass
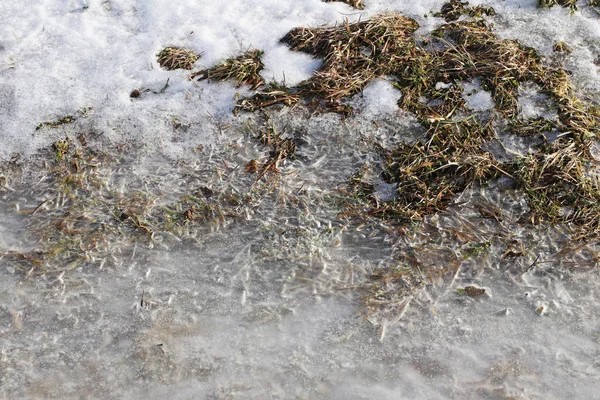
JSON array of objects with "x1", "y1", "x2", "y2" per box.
[
  {"x1": 306, "y1": 14, "x2": 600, "y2": 239},
  {"x1": 1, "y1": 110, "x2": 309, "y2": 276},
  {"x1": 363, "y1": 264, "x2": 423, "y2": 320},
  {"x1": 538, "y1": 0, "x2": 578, "y2": 10},
  {"x1": 244, "y1": 114, "x2": 297, "y2": 181},
  {"x1": 5, "y1": 7, "x2": 600, "y2": 332},
  {"x1": 376, "y1": 120, "x2": 503, "y2": 222},
  {"x1": 191, "y1": 49, "x2": 265, "y2": 90},
  {"x1": 512, "y1": 140, "x2": 600, "y2": 240},
  {"x1": 235, "y1": 82, "x2": 300, "y2": 114},
  {"x1": 341, "y1": 115, "x2": 504, "y2": 223},
  {"x1": 509, "y1": 117, "x2": 557, "y2": 137},
  {"x1": 257, "y1": 11, "x2": 600, "y2": 324},
  {"x1": 0, "y1": 136, "x2": 253, "y2": 275},
  {"x1": 436, "y1": 1, "x2": 496, "y2": 22},
  {"x1": 428, "y1": 20, "x2": 543, "y2": 119},
  {"x1": 322, "y1": 0, "x2": 365, "y2": 9},
  {"x1": 235, "y1": 14, "x2": 421, "y2": 113},
  {"x1": 36, "y1": 115, "x2": 75, "y2": 130},
  {"x1": 161, "y1": 13, "x2": 600, "y2": 242},
  {"x1": 156, "y1": 47, "x2": 200, "y2": 70},
  {"x1": 553, "y1": 41, "x2": 572, "y2": 54},
  {"x1": 400, "y1": 21, "x2": 599, "y2": 238},
  {"x1": 278, "y1": 14, "x2": 419, "y2": 111}
]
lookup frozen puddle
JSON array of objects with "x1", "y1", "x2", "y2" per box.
[
  {"x1": 2, "y1": 118, "x2": 598, "y2": 398},
  {"x1": 1, "y1": 226, "x2": 599, "y2": 399}
]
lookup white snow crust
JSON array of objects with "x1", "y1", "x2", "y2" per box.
[{"x1": 2, "y1": 0, "x2": 599, "y2": 158}]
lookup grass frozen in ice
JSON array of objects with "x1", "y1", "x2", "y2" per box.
[
  {"x1": 2, "y1": 1, "x2": 600, "y2": 397},
  {"x1": 3, "y1": 3, "x2": 600, "y2": 325}
]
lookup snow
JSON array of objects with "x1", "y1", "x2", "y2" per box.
[
  {"x1": 350, "y1": 79, "x2": 402, "y2": 116},
  {"x1": 517, "y1": 82, "x2": 558, "y2": 120},
  {"x1": 2, "y1": 0, "x2": 599, "y2": 158},
  {"x1": 461, "y1": 80, "x2": 495, "y2": 112},
  {"x1": 2, "y1": 0, "x2": 600, "y2": 398}
]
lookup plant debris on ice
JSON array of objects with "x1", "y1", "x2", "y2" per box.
[
  {"x1": 4, "y1": 1, "x2": 600, "y2": 328},
  {"x1": 2, "y1": 1, "x2": 600, "y2": 398}
]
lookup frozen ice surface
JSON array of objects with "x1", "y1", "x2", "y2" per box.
[
  {"x1": 1, "y1": 207, "x2": 599, "y2": 399},
  {"x1": 517, "y1": 82, "x2": 558, "y2": 121},
  {"x1": 2, "y1": 0, "x2": 600, "y2": 399},
  {"x1": 461, "y1": 80, "x2": 495, "y2": 112}
]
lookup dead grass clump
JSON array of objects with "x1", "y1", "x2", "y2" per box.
[
  {"x1": 430, "y1": 20, "x2": 543, "y2": 119},
  {"x1": 48, "y1": 137, "x2": 105, "y2": 191},
  {"x1": 426, "y1": 20, "x2": 599, "y2": 141},
  {"x1": 235, "y1": 82, "x2": 300, "y2": 114},
  {"x1": 322, "y1": 0, "x2": 365, "y2": 9},
  {"x1": 191, "y1": 49, "x2": 265, "y2": 90},
  {"x1": 243, "y1": 16, "x2": 542, "y2": 121},
  {"x1": 343, "y1": 163, "x2": 376, "y2": 203},
  {"x1": 374, "y1": 119, "x2": 503, "y2": 221},
  {"x1": 157, "y1": 47, "x2": 200, "y2": 70},
  {"x1": 535, "y1": 69, "x2": 600, "y2": 142},
  {"x1": 279, "y1": 14, "x2": 420, "y2": 110},
  {"x1": 392, "y1": 20, "x2": 600, "y2": 235},
  {"x1": 36, "y1": 116, "x2": 75, "y2": 130},
  {"x1": 509, "y1": 117, "x2": 557, "y2": 137},
  {"x1": 553, "y1": 41, "x2": 572, "y2": 54},
  {"x1": 165, "y1": 189, "x2": 247, "y2": 229},
  {"x1": 512, "y1": 140, "x2": 600, "y2": 239},
  {"x1": 436, "y1": 1, "x2": 496, "y2": 22},
  {"x1": 538, "y1": 0, "x2": 578, "y2": 10},
  {"x1": 244, "y1": 117, "x2": 297, "y2": 181},
  {"x1": 363, "y1": 264, "x2": 423, "y2": 323},
  {"x1": 397, "y1": 81, "x2": 466, "y2": 125},
  {"x1": 312, "y1": 15, "x2": 600, "y2": 238}
]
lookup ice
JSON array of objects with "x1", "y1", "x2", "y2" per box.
[
  {"x1": 2, "y1": 0, "x2": 600, "y2": 398},
  {"x1": 2, "y1": 229, "x2": 599, "y2": 398},
  {"x1": 461, "y1": 80, "x2": 495, "y2": 112},
  {"x1": 517, "y1": 81, "x2": 558, "y2": 120}
]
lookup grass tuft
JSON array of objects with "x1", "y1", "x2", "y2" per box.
[
  {"x1": 538, "y1": 0, "x2": 578, "y2": 11},
  {"x1": 191, "y1": 49, "x2": 265, "y2": 90},
  {"x1": 553, "y1": 41, "x2": 572, "y2": 54},
  {"x1": 156, "y1": 47, "x2": 200, "y2": 70},
  {"x1": 436, "y1": 1, "x2": 496, "y2": 22},
  {"x1": 373, "y1": 118, "x2": 503, "y2": 222},
  {"x1": 512, "y1": 140, "x2": 600, "y2": 240},
  {"x1": 235, "y1": 82, "x2": 300, "y2": 114},
  {"x1": 277, "y1": 14, "x2": 420, "y2": 111},
  {"x1": 244, "y1": 114, "x2": 297, "y2": 181},
  {"x1": 322, "y1": 0, "x2": 365, "y2": 9},
  {"x1": 36, "y1": 116, "x2": 75, "y2": 130},
  {"x1": 509, "y1": 117, "x2": 557, "y2": 137}
]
